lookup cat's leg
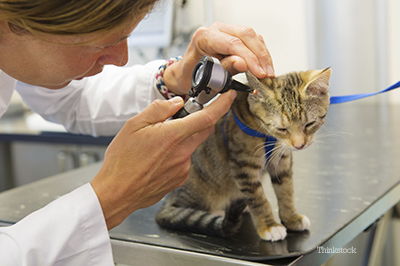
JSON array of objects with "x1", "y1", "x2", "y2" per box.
[
  {"x1": 268, "y1": 153, "x2": 310, "y2": 231},
  {"x1": 234, "y1": 171, "x2": 286, "y2": 241},
  {"x1": 156, "y1": 184, "x2": 247, "y2": 237}
]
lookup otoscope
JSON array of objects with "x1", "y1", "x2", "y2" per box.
[{"x1": 172, "y1": 56, "x2": 253, "y2": 119}]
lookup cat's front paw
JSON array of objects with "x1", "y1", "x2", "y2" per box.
[
  {"x1": 283, "y1": 214, "x2": 310, "y2": 231},
  {"x1": 258, "y1": 224, "x2": 287, "y2": 241}
]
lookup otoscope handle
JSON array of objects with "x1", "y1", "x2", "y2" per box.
[
  {"x1": 172, "y1": 107, "x2": 190, "y2": 119},
  {"x1": 172, "y1": 98, "x2": 203, "y2": 119}
]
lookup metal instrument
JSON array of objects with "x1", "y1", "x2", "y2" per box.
[{"x1": 172, "y1": 56, "x2": 253, "y2": 119}]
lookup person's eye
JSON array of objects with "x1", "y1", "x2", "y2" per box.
[{"x1": 100, "y1": 44, "x2": 115, "y2": 50}]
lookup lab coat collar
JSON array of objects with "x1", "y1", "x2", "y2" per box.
[{"x1": 0, "y1": 70, "x2": 17, "y2": 118}]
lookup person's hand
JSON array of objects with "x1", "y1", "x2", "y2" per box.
[
  {"x1": 163, "y1": 22, "x2": 275, "y2": 95},
  {"x1": 90, "y1": 90, "x2": 237, "y2": 230}
]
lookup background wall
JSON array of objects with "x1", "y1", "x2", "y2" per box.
[
  {"x1": 388, "y1": 0, "x2": 400, "y2": 103},
  {"x1": 128, "y1": 0, "x2": 309, "y2": 75},
  {"x1": 128, "y1": 0, "x2": 400, "y2": 105},
  {"x1": 211, "y1": 0, "x2": 309, "y2": 76}
]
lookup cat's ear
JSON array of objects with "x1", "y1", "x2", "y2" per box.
[
  {"x1": 302, "y1": 68, "x2": 331, "y2": 96},
  {"x1": 245, "y1": 70, "x2": 271, "y2": 97}
]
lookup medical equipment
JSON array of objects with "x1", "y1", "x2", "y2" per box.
[
  {"x1": 172, "y1": 55, "x2": 400, "y2": 119},
  {"x1": 172, "y1": 56, "x2": 252, "y2": 119}
]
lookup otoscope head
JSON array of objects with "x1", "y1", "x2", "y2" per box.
[
  {"x1": 190, "y1": 56, "x2": 231, "y2": 97},
  {"x1": 173, "y1": 56, "x2": 253, "y2": 119},
  {"x1": 190, "y1": 56, "x2": 253, "y2": 98}
]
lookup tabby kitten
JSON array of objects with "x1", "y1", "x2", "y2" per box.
[{"x1": 156, "y1": 68, "x2": 331, "y2": 241}]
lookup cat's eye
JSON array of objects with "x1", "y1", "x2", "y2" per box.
[
  {"x1": 305, "y1": 121, "x2": 316, "y2": 128},
  {"x1": 278, "y1": 128, "x2": 288, "y2": 133}
]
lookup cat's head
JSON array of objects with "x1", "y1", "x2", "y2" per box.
[{"x1": 245, "y1": 68, "x2": 331, "y2": 151}]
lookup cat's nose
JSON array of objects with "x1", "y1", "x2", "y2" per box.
[
  {"x1": 291, "y1": 134, "x2": 306, "y2": 150},
  {"x1": 294, "y1": 144, "x2": 305, "y2": 150}
]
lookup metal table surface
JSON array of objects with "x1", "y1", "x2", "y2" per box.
[
  {"x1": 0, "y1": 103, "x2": 400, "y2": 265},
  {"x1": 0, "y1": 111, "x2": 113, "y2": 145}
]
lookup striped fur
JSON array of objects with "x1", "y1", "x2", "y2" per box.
[{"x1": 156, "y1": 68, "x2": 331, "y2": 241}]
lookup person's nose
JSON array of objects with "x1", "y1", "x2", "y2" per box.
[{"x1": 96, "y1": 39, "x2": 129, "y2": 67}]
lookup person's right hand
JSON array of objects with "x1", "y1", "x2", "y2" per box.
[
  {"x1": 163, "y1": 22, "x2": 275, "y2": 95},
  {"x1": 90, "y1": 90, "x2": 237, "y2": 230}
]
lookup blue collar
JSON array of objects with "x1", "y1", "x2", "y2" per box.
[
  {"x1": 219, "y1": 79, "x2": 400, "y2": 163},
  {"x1": 222, "y1": 110, "x2": 277, "y2": 163}
]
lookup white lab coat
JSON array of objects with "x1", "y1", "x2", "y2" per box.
[
  {"x1": 0, "y1": 60, "x2": 166, "y2": 265},
  {"x1": 0, "y1": 184, "x2": 113, "y2": 266},
  {"x1": 15, "y1": 61, "x2": 165, "y2": 136}
]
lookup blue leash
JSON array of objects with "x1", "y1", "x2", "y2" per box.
[
  {"x1": 224, "y1": 79, "x2": 400, "y2": 163},
  {"x1": 330, "y1": 80, "x2": 400, "y2": 104}
]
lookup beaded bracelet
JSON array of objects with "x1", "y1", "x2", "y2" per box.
[{"x1": 155, "y1": 55, "x2": 188, "y2": 101}]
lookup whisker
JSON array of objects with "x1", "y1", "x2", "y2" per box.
[
  {"x1": 323, "y1": 116, "x2": 350, "y2": 132},
  {"x1": 273, "y1": 149, "x2": 286, "y2": 182},
  {"x1": 251, "y1": 140, "x2": 278, "y2": 158},
  {"x1": 313, "y1": 139, "x2": 336, "y2": 154},
  {"x1": 262, "y1": 145, "x2": 279, "y2": 169},
  {"x1": 264, "y1": 144, "x2": 284, "y2": 171},
  {"x1": 266, "y1": 144, "x2": 290, "y2": 183},
  {"x1": 313, "y1": 139, "x2": 320, "y2": 153},
  {"x1": 316, "y1": 130, "x2": 353, "y2": 142}
]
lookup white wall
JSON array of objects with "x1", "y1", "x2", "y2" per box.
[
  {"x1": 210, "y1": 0, "x2": 309, "y2": 75},
  {"x1": 128, "y1": 0, "x2": 310, "y2": 76},
  {"x1": 388, "y1": 0, "x2": 400, "y2": 104},
  {"x1": 130, "y1": 0, "x2": 400, "y2": 105},
  {"x1": 306, "y1": 0, "x2": 385, "y2": 103},
  {"x1": 190, "y1": 0, "x2": 400, "y2": 105}
]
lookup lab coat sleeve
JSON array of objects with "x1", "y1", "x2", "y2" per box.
[
  {"x1": 0, "y1": 183, "x2": 113, "y2": 266},
  {"x1": 15, "y1": 60, "x2": 166, "y2": 137}
]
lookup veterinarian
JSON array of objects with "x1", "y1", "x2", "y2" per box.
[{"x1": 0, "y1": 0, "x2": 274, "y2": 265}]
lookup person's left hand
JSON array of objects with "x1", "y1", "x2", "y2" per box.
[
  {"x1": 163, "y1": 22, "x2": 275, "y2": 95},
  {"x1": 90, "y1": 91, "x2": 236, "y2": 230}
]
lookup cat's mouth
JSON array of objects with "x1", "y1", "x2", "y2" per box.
[
  {"x1": 292, "y1": 139, "x2": 314, "y2": 151},
  {"x1": 280, "y1": 138, "x2": 314, "y2": 151}
]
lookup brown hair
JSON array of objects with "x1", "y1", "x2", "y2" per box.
[{"x1": 0, "y1": 0, "x2": 159, "y2": 35}]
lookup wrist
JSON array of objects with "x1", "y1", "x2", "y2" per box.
[
  {"x1": 90, "y1": 176, "x2": 139, "y2": 230},
  {"x1": 156, "y1": 56, "x2": 189, "y2": 100}
]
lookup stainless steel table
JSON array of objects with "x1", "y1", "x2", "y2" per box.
[
  {"x1": 0, "y1": 111, "x2": 113, "y2": 145},
  {"x1": 0, "y1": 103, "x2": 399, "y2": 265}
]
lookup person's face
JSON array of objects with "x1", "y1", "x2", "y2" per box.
[{"x1": 0, "y1": 15, "x2": 145, "y2": 89}]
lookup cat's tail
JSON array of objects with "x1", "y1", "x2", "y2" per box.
[{"x1": 155, "y1": 198, "x2": 247, "y2": 237}]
